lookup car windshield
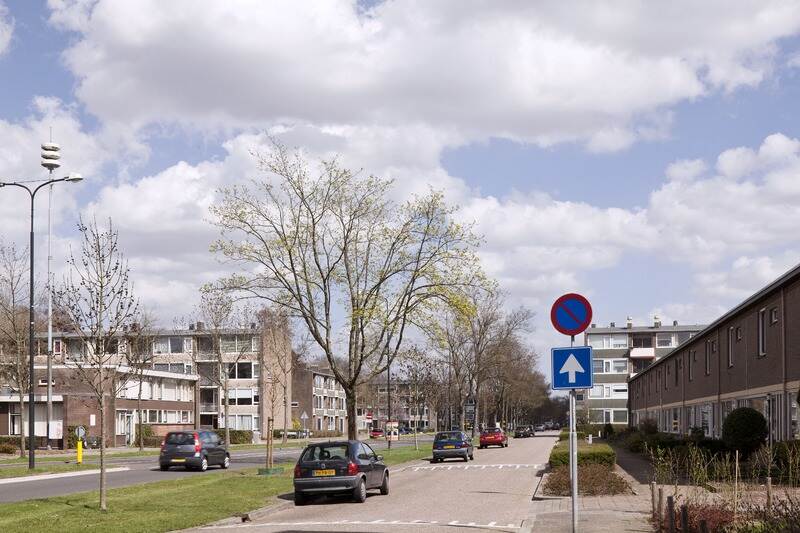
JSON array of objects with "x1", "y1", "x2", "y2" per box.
[
  {"x1": 434, "y1": 432, "x2": 461, "y2": 441},
  {"x1": 300, "y1": 443, "x2": 350, "y2": 462},
  {"x1": 165, "y1": 432, "x2": 194, "y2": 445}
]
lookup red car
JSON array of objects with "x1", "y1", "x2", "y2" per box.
[
  {"x1": 369, "y1": 428, "x2": 385, "y2": 439},
  {"x1": 479, "y1": 427, "x2": 508, "y2": 448}
]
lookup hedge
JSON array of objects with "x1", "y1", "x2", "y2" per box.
[
  {"x1": 0, "y1": 436, "x2": 20, "y2": 448},
  {"x1": 558, "y1": 430, "x2": 586, "y2": 441},
  {"x1": 214, "y1": 429, "x2": 253, "y2": 444},
  {"x1": 0, "y1": 443, "x2": 16, "y2": 454},
  {"x1": 549, "y1": 442, "x2": 616, "y2": 468}
]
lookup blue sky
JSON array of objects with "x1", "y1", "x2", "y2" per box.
[{"x1": 2, "y1": 1, "x2": 800, "y2": 377}]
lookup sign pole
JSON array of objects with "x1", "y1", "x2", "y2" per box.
[{"x1": 570, "y1": 335, "x2": 578, "y2": 533}]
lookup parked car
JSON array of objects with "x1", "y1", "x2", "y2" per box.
[
  {"x1": 534, "y1": 423, "x2": 546, "y2": 432},
  {"x1": 159, "y1": 430, "x2": 229, "y2": 472},
  {"x1": 399, "y1": 426, "x2": 413, "y2": 435},
  {"x1": 479, "y1": 427, "x2": 508, "y2": 448},
  {"x1": 369, "y1": 428, "x2": 385, "y2": 439},
  {"x1": 431, "y1": 431, "x2": 474, "y2": 462},
  {"x1": 293, "y1": 440, "x2": 389, "y2": 505},
  {"x1": 513, "y1": 426, "x2": 532, "y2": 438}
]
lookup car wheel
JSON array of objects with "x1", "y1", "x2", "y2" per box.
[
  {"x1": 469, "y1": 453, "x2": 474, "y2": 460},
  {"x1": 478, "y1": 445, "x2": 484, "y2": 449},
  {"x1": 353, "y1": 478, "x2": 367, "y2": 503},
  {"x1": 221, "y1": 455, "x2": 230, "y2": 469},
  {"x1": 159, "y1": 464, "x2": 169, "y2": 471},
  {"x1": 380, "y1": 474, "x2": 389, "y2": 495},
  {"x1": 294, "y1": 491, "x2": 307, "y2": 506},
  {"x1": 463, "y1": 454, "x2": 469, "y2": 462},
  {"x1": 199, "y1": 457, "x2": 208, "y2": 472}
]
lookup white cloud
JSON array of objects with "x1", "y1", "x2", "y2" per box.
[
  {"x1": 694, "y1": 253, "x2": 800, "y2": 301},
  {"x1": 666, "y1": 158, "x2": 707, "y2": 182},
  {"x1": 46, "y1": 0, "x2": 800, "y2": 152},
  {"x1": 0, "y1": 2, "x2": 12, "y2": 56}
]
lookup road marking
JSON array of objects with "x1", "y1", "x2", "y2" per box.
[
  {"x1": 204, "y1": 519, "x2": 520, "y2": 530},
  {"x1": 0, "y1": 466, "x2": 130, "y2": 485},
  {"x1": 412, "y1": 463, "x2": 542, "y2": 472}
]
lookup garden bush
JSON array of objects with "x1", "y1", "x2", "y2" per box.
[
  {"x1": 639, "y1": 418, "x2": 658, "y2": 435},
  {"x1": 722, "y1": 407, "x2": 767, "y2": 458},
  {"x1": 602, "y1": 423, "x2": 614, "y2": 438},
  {"x1": 558, "y1": 430, "x2": 586, "y2": 441},
  {"x1": 549, "y1": 442, "x2": 616, "y2": 467},
  {"x1": 141, "y1": 436, "x2": 163, "y2": 447},
  {"x1": 543, "y1": 464, "x2": 631, "y2": 496},
  {"x1": 214, "y1": 429, "x2": 253, "y2": 444},
  {"x1": 0, "y1": 443, "x2": 17, "y2": 454},
  {"x1": 0, "y1": 436, "x2": 20, "y2": 448}
]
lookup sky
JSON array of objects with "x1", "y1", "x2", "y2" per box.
[{"x1": 2, "y1": 1, "x2": 800, "y2": 379}]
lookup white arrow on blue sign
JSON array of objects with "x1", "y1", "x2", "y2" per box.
[{"x1": 551, "y1": 346, "x2": 593, "y2": 390}]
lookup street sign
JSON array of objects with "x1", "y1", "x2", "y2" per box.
[
  {"x1": 550, "y1": 293, "x2": 593, "y2": 337},
  {"x1": 300, "y1": 412, "x2": 309, "y2": 420},
  {"x1": 551, "y1": 346, "x2": 593, "y2": 390},
  {"x1": 74, "y1": 425, "x2": 86, "y2": 439}
]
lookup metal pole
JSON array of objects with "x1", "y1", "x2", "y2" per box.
[
  {"x1": 46, "y1": 182, "x2": 53, "y2": 450},
  {"x1": 570, "y1": 334, "x2": 578, "y2": 533},
  {"x1": 387, "y1": 359, "x2": 392, "y2": 449},
  {"x1": 28, "y1": 193, "x2": 36, "y2": 469}
]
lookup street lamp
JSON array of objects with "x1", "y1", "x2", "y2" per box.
[{"x1": 0, "y1": 171, "x2": 83, "y2": 469}]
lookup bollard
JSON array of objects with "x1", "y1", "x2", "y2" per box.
[
  {"x1": 650, "y1": 482, "x2": 657, "y2": 522},
  {"x1": 76, "y1": 439, "x2": 83, "y2": 465},
  {"x1": 680, "y1": 504, "x2": 688, "y2": 533},
  {"x1": 667, "y1": 495, "x2": 676, "y2": 533}
]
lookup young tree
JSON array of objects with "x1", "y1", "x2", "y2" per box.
[
  {"x1": 258, "y1": 306, "x2": 293, "y2": 445},
  {"x1": 397, "y1": 346, "x2": 438, "y2": 450},
  {"x1": 55, "y1": 218, "x2": 139, "y2": 511},
  {"x1": 210, "y1": 143, "x2": 483, "y2": 439},
  {"x1": 124, "y1": 311, "x2": 157, "y2": 451},
  {"x1": 0, "y1": 241, "x2": 33, "y2": 457}
]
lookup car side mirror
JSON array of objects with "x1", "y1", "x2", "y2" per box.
[{"x1": 376, "y1": 455, "x2": 383, "y2": 462}]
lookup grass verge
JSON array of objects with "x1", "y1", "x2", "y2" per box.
[
  {"x1": 542, "y1": 464, "x2": 632, "y2": 496},
  {"x1": 379, "y1": 445, "x2": 431, "y2": 465},
  {"x1": 0, "y1": 468, "x2": 294, "y2": 533},
  {"x1": 0, "y1": 463, "x2": 97, "y2": 479}
]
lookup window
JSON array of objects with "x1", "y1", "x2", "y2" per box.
[
  {"x1": 674, "y1": 359, "x2": 679, "y2": 386},
  {"x1": 736, "y1": 327, "x2": 742, "y2": 341},
  {"x1": 237, "y1": 362, "x2": 253, "y2": 379},
  {"x1": 169, "y1": 337, "x2": 183, "y2": 354},
  {"x1": 656, "y1": 333, "x2": 673, "y2": 348},
  {"x1": 758, "y1": 308, "x2": 767, "y2": 357},
  {"x1": 238, "y1": 415, "x2": 253, "y2": 431},
  {"x1": 612, "y1": 360, "x2": 627, "y2": 374},
  {"x1": 221, "y1": 336, "x2": 237, "y2": 353},
  {"x1": 197, "y1": 336, "x2": 213, "y2": 353},
  {"x1": 153, "y1": 338, "x2": 169, "y2": 354},
  {"x1": 592, "y1": 359, "x2": 603, "y2": 373},
  {"x1": 676, "y1": 331, "x2": 692, "y2": 345},
  {"x1": 66, "y1": 338, "x2": 84, "y2": 360},
  {"x1": 705, "y1": 341, "x2": 711, "y2": 375},
  {"x1": 53, "y1": 339, "x2": 62, "y2": 355},
  {"x1": 611, "y1": 384, "x2": 628, "y2": 398},
  {"x1": 253, "y1": 363, "x2": 260, "y2": 378},
  {"x1": 253, "y1": 390, "x2": 259, "y2": 404},
  {"x1": 237, "y1": 389, "x2": 253, "y2": 406},
  {"x1": 589, "y1": 385, "x2": 603, "y2": 398},
  {"x1": 727, "y1": 327, "x2": 734, "y2": 367},
  {"x1": 689, "y1": 350, "x2": 695, "y2": 381},
  {"x1": 631, "y1": 335, "x2": 653, "y2": 348},
  {"x1": 770, "y1": 307, "x2": 778, "y2": 324},
  {"x1": 613, "y1": 409, "x2": 628, "y2": 424}
]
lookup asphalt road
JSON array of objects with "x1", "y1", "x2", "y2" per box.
[
  {"x1": 195, "y1": 432, "x2": 559, "y2": 533},
  {"x1": 0, "y1": 438, "x2": 429, "y2": 503}
]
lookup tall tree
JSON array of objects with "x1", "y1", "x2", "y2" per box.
[
  {"x1": 210, "y1": 143, "x2": 483, "y2": 439},
  {"x1": 0, "y1": 241, "x2": 34, "y2": 458},
  {"x1": 258, "y1": 306, "x2": 293, "y2": 445},
  {"x1": 55, "y1": 218, "x2": 139, "y2": 512},
  {"x1": 124, "y1": 311, "x2": 157, "y2": 451}
]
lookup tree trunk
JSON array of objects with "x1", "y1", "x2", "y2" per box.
[
  {"x1": 282, "y1": 382, "x2": 289, "y2": 445},
  {"x1": 137, "y1": 377, "x2": 143, "y2": 451},
  {"x1": 99, "y1": 397, "x2": 107, "y2": 511},
  {"x1": 17, "y1": 392, "x2": 25, "y2": 458},
  {"x1": 345, "y1": 387, "x2": 357, "y2": 440},
  {"x1": 223, "y1": 375, "x2": 230, "y2": 447}
]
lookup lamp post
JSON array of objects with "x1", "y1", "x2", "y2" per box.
[
  {"x1": 42, "y1": 142, "x2": 60, "y2": 451},
  {"x1": 0, "y1": 171, "x2": 83, "y2": 469}
]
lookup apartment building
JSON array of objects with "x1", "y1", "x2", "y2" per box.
[
  {"x1": 357, "y1": 377, "x2": 434, "y2": 432},
  {"x1": 579, "y1": 318, "x2": 705, "y2": 426},
  {"x1": 292, "y1": 363, "x2": 347, "y2": 435},
  {"x1": 629, "y1": 263, "x2": 800, "y2": 443}
]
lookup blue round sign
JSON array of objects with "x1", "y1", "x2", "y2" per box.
[{"x1": 550, "y1": 293, "x2": 593, "y2": 337}]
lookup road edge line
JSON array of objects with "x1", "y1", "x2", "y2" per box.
[{"x1": 0, "y1": 466, "x2": 130, "y2": 485}]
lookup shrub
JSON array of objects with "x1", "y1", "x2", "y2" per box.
[
  {"x1": 722, "y1": 407, "x2": 767, "y2": 458},
  {"x1": 602, "y1": 423, "x2": 614, "y2": 438},
  {"x1": 549, "y1": 442, "x2": 616, "y2": 467},
  {"x1": 214, "y1": 430, "x2": 253, "y2": 444},
  {"x1": 624, "y1": 431, "x2": 645, "y2": 453},
  {"x1": 639, "y1": 418, "x2": 658, "y2": 435},
  {"x1": 141, "y1": 436, "x2": 163, "y2": 447},
  {"x1": 543, "y1": 464, "x2": 631, "y2": 496},
  {"x1": 0, "y1": 443, "x2": 17, "y2": 454},
  {"x1": 558, "y1": 430, "x2": 586, "y2": 441},
  {"x1": 138, "y1": 424, "x2": 155, "y2": 439}
]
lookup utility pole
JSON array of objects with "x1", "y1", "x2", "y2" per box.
[
  {"x1": 386, "y1": 359, "x2": 392, "y2": 450},
  {"x1": 42, "y1": 137, "x2": 58, "y2": 451}
]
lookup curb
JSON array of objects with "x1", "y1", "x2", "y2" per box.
[{"x1": 0, "y1": 466, "x2": 130, "y2": 485}]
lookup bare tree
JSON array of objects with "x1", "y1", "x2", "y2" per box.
[
  {"x1": 55, "y1": 218, "x2": 139, "y2": 511},
  {"x1": 0, "y1": 241, "x2": 33, "y2": 458},
  {"x1": 397, "y1": 346, "x2": 438, "y2": 450},
  {"x1": 210, "y1": 143, "x2": 483, "y2": 438},
  {"x1": 125, "y1": 311, "x2": 157, "y2": 451},
  {"x1": 194, "y1": 287, "x2": 250, "y2": 448},
  {"x1": 258, "y1": 306, "x2": 293, "y2": 445}
]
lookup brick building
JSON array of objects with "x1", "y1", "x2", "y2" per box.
[
  {"x1": 629, "y1": 262, "x2": 800, "y2": 443},
  {"x1": 291, "y1": 363, "x2": 347, "y2": 435}
]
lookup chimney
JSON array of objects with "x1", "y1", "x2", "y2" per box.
[
  {"x1": 590, "y1": 323, "x2": 596, "y2": 328},
  {"x1": 189, "y1": 323, "x2": 195, "y2": 331},
  {"x1": 610, "y1": 322, "x2": 616, "y2": 328},
  {"x1": 250, "y1": 322, "x2": 257, "y2": 330},
  {"x1": 196, "y1": 321, "x2": 204, "y2": 331},
  {"x1": 673, "y1": 320, "x2": 678, "y2": 326},
  {"x1": 654, "y1": 315, "x2": 661, "y2": 328},
  {"x1": 626, "y1": 316, "x2": 633, "y2": 329}
]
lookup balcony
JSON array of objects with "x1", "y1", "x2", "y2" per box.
[
  {"x1": 200, "y1": 403, "x2": 218, "y2": 413},
  {"x1": 630, "y1": 347, "x2": 655, "y2": 359}
]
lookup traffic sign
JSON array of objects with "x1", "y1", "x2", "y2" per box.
[
  {"x1": 300, "y1": 412, "x2": 308, "y2": 420},
  {"x1": 550, "y1": 293, "x2": 593, "y2": 337},
  {"x1": 74, "y1": 425, "x2": 86, "y2": 439},
  {"x1": 551, "y1": 346, "x2": 593, "y2": 390}
]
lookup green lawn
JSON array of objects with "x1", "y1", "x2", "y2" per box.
[
  {"x1": 378, "y1": 444, "x2": 431, "y2": 465},
  {"x1": 0, "y1": 468, "x2": 294, "y2": 533}
]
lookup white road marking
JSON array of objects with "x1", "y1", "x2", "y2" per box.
[
  {"x1": 204, "y1": 519, "x2": 520, "y2": 530},
  {"x1": 411, "y1": 463, "x2": 542, "y2": 472},
  {"x1": 0, "y1": 466, "x2": 130, "y2": 485}
]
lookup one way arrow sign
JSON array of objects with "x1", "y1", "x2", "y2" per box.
[{"x1": 551, "y1": 346, "x2": 593, "y2": 390}]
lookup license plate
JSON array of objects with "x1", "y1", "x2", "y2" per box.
[
  {"x1": 313, "y1": 469, "x2": 336, "y2": 477},
  {"x1": 444, "y1": 445, "x2": 455, "y2": 449},
  {"x1": 171, "y1": 458, "x2": 186, "y2": 463}
]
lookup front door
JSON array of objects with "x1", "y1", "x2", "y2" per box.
[{"x1": 125, "y1": 413, "x2": 135, "y2": 445}]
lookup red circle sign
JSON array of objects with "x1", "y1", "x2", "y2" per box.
[{"x1": 550, "y1": 293, "x2": 593, "y2": 337}]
